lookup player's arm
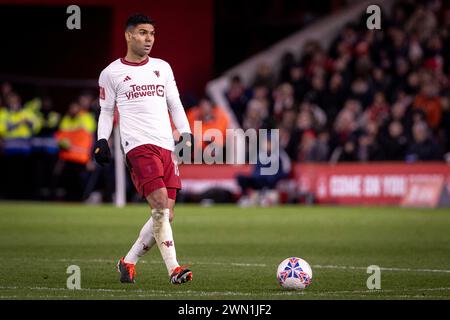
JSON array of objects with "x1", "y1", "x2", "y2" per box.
[
  {"x1": 165, "y1": 63, "x2": 192, "y2": 147},
  {"x1": 95, "y1": 69, "x2": 116, "y2": 166}
]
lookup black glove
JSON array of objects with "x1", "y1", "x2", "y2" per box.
[
  {"x1": 93, "y1": 139, "x2": 111, "y2": 166},
  {"x1": 175, "y1": 132, "x2": 193, "y2": 161},
  {"x1": 178, "y1": 132, "x2": 193, "y2": 147}
]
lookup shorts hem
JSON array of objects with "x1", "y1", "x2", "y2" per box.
[{"x1": 142, "y1": 178, "x2": 165, "y2": 198}]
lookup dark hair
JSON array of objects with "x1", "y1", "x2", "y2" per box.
[{"x1": 125, "y1": 13, "x2": 155, "y2": 31}]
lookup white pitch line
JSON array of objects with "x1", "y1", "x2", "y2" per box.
[
  {"x1": 4, "y1": 257, "x2": 450, "y2": 274},
  {"x1": 0, "y1": 286, "x2": 294, "y2": 297},
  {"x1": 231, "y1": 263, "x2": 267, "y2": 267},
  {"x1": 50, "y1": 259, "x2": 267, "y2": 267},
  {"x1": 313, "y1": 264, "x2": 450, "y2": 274}
]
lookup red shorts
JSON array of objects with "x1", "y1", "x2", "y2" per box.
[{"x1": 126, "y1": 144, "x2": 181, "y2": 200}]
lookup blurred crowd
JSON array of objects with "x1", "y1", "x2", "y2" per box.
[
  {"x1": 224, "y1": 0, "x2": 450, "y2": 163},
  {"x1": 1, "y1": 0, "x2": 450, "y2": 202},
  {"x1": 0, "y1": 83, "x2": 114, "y2": 201}
]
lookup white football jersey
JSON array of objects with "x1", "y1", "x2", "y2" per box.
[{"x1": 97, "y1": 56, "x2": 191, "y2": 154}]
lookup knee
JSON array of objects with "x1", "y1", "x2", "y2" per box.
[
  {"x1": 152, "y1": 198, "x2": 167, "y2": 210},
  {"x1": 147, "y1": 189, "x2": 168, "y2": 209}
]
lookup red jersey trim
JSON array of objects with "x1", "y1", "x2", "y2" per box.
[{"x1": 120, "y1": 56, "x2": 149, "y2": 66}]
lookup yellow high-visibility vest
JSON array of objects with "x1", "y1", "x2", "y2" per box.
[
  {"x1": 0, "y1": 107, "x2": 7, "y2": 138},
  {"x1": 59, "y1": 111, "x2": 96, "y2": 133},
  {"x1": 3, "y1": 108, "x2": 40, "y2": 139}
]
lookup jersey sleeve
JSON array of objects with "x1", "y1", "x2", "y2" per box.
[
  {"x1": 97, "y1": 69, "x2": 116, "y2": 141},
  {"x1": 165, "y1": 63, "x2": 191, "y2": 134},
  {"x1": 99, "y1": 69, "x2": 116, "y2": 110}
]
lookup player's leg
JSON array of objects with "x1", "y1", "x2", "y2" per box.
[
  {"x1": 123, "y1": 189, "x2": 178, "y2": 265},
  {"x1": 118, "y1": 145, "x2": 163, "y2": 283},
  {"x1": 118, "y1": 185, "x2": 163, "y2": 283},
  {"x1": 146, "y1": 186, "x2": 175, "y2": 272},
  {"x1": 165, "y1": 188, "x2": 192, "y2": 284},
  {"x1": 117, "y1": 182, "x2": 166, "y2": 284},
  {"x1": 146, "y1": 186, "x2": 187, "y2": 281},
  {"x1": 123, "y1": 214, "x2": 156, "y2": 264}
]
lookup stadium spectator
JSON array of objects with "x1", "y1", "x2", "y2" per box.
[
  {"x1": 321, "y1": 72, "x2": 347, "y2": 122},
  {"x1": 440, "y1": 96, "x2": 450, "y2": 156},
  {"x1": 413, "y1": 81, "x2": 442, "y2": 130},
  {"x1": 53, "y1": 101, "x2": 95, "y2": 201},
  {"x1": 304, "y1": 74, "x2": 327, "y2": 108},
  {"x1": 252, "y1": 62, "x2": 276, "y2": 89},
  {"x1": 365, "y1": 91, "x2": 390, "y2": 126},
  {"x1": 278, "y1": 51, "x2": 297, "y2": 83},
  {"x1": 380, "y1": 120, "x2": 408, "y2": 161},
  {"x1": 285, "y1": 107, "x2": 317, "y2": 159},
  {"x1": 349, "y1": 77, "x2": 374, "y2": 109},
  {"x1": 0, "y1": 96, "x2": 6, "y2": 139},
  {"x1": 356, "y1": 121, "x2": 384, "y2": 162},
  {"x1": 1, "y1": 92, "x2": 40, "y2": 199},
  {"x1": 186, "y1": 96, "x2": 229, "y2": 159},
  {"x1": 331, "y1": 101, "x2": 359, "y2": 147},
  {"x1": 1, "y1": 82, "x2": 13, "y2": 102},
  {"x1": 225, "y1": 75, "x2": 250, "y2": 125},
  {"x1": 236, "y1": 136, "x2": 291, "y2": 207},
  {"x1": 371, "y1": 67, "x2": 391, "y2": 95},
  {"x1": 78, "y1": 90, "x2": 96, "y2": 113},
  {"x1": 333, "y1": 140, "x2": 358, "y2": 162},
  {"x1": 286, "y1": 63, "x2": 308, "y2": 102},
  {"x1": 405, "y1": 3, "x2": 438, "y2": 42},
  {"x1": 405, "y1": 121, "x2": 442, "y2": 162},
  {"x1": 296, "y1": 130, "x2": 329, "y2": 162},
  {"x1": 30, "y1": 96, "x2": 61, "y2": 199},
  {"x1": 278, "y1": 108, "x2": 297, "y2": 154},
  {"x1": 242, "y1": 98, "x2": 268, "y2": 131},
  {"x1": 250, "y1": 84, "x2": 271, "y2": 118},
  {"x1": 82, "y1": 98, "x2": 117, "y2": 203},
  {"x1": 272, "y1": 82, "x2": 295, "y2": 120},
  {"x1": 0, "y1": 96, "x2": 6, "y2": 198}
]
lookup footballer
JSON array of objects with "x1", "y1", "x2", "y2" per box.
[{"x1": 94, "y1": 13, "x2": 193, "y2": 285}]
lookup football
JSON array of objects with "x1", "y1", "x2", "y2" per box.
[{"x1": 276, "y1": 257, "x2": 313, "y2": 290}]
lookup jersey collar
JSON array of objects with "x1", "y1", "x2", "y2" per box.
[{"x1": 120, "y1": 56, "x2": 149, "y2": 66}]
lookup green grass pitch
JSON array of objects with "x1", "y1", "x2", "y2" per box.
[{"x1": 0, "y1": 202, "x2": 449, "y2": 300}]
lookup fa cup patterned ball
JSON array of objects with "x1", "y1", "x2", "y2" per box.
[{"x1": 276, "y1": 257, "x2": 313, "y2": 290}]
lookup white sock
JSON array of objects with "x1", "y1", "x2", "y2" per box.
[
  {"x1": 152, "y1": 208, "x2": 179, "y2": 275},
  {"x1": 124, "y1": 217, "x2": 156, "y2": 265}
]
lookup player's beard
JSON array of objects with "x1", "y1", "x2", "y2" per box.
[
  {"x1": 132, "y1": 43, "x2": 150, "y2": 58},
  {"x1": 143, "y1": 45, "x2": 152, "y2": 55}
]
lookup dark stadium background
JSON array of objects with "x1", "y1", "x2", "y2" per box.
[
  {"x1": 0, "y1": 0, "x2": 336, "y2": 111},
  {"x1": 0, "y1": 0, "x2": 449, "y2": 206}
]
